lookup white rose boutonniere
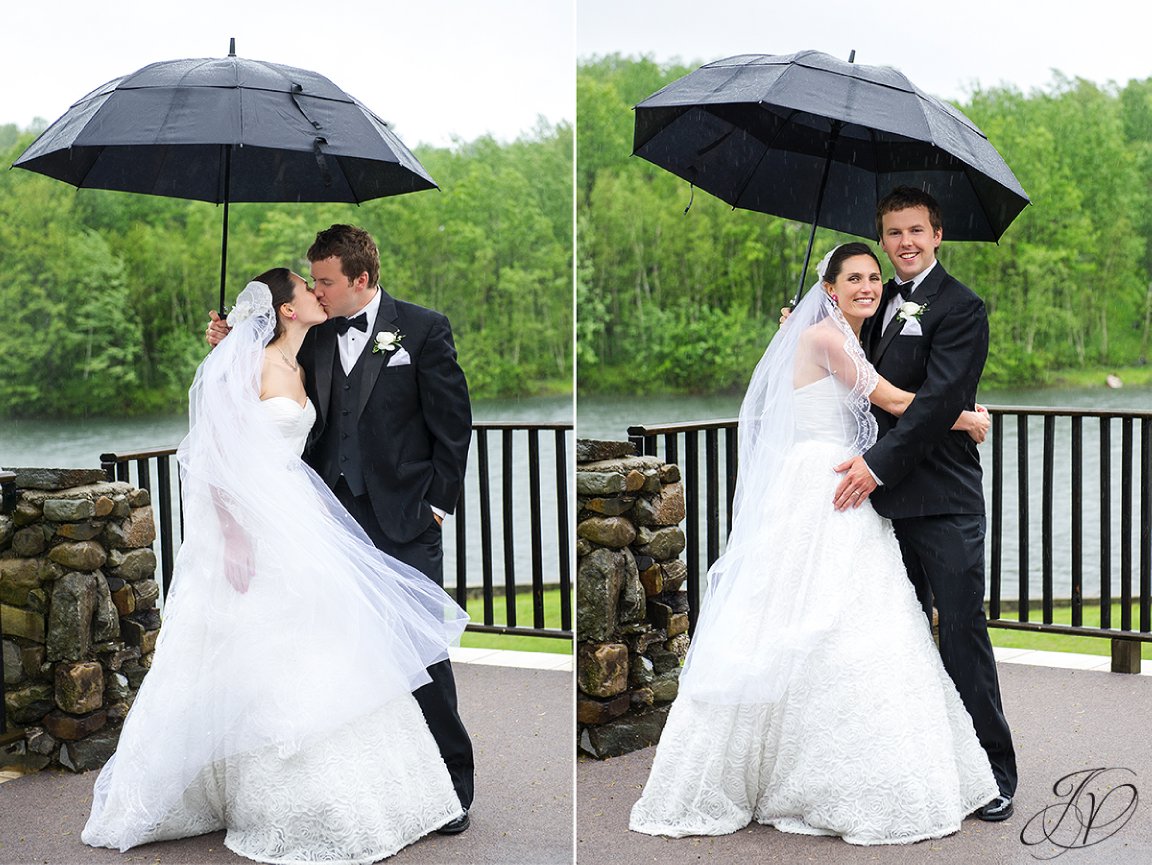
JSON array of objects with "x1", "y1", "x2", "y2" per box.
[
  {"x1": 896, "y1": 301, "x2": 928, "y2": 323},
  {"x1": 372, "y1": 330, "x2": 404, "y2": 354}
]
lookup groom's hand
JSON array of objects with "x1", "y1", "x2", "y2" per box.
[
  {"x1": 206, "y1": 310, "x2": 232, "y2": 347},
  {"x1": 832, "y1": 456, "x2": 878, "y2": 511}
]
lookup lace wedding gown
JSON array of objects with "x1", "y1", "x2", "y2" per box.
[
  {"x1": 83, "y1": 397, "x2": 463, "y2": 864},
  {"x1": 630, "y1": 376, "x2": 998, "y2": 845}
]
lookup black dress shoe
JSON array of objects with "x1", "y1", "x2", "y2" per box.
[
  {"x1": 977, "y1": 795, "x2": 1014, "y2": 822},
  {"x1": 436, "y1": 809, "x2": 470, "y2": 835}
]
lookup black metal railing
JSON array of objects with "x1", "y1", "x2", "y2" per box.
[
  {"x1": 629, "y1": 405, "x2": 1152, "y2": 669},
  {"x1": 984, "y1": 407, "x2": 1152, "y2": 667},
  {"x1": 101, "y1": 422, "x2": 573, "y2": 641}
]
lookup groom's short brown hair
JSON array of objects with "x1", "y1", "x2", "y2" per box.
[
  {"x1": 876, "y1": 186, "x2": 943, "y2": 238},
  {"x1": 307, "y1": 224, "x2": 380, "y2": 288}
]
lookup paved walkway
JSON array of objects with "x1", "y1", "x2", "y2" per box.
[
  {"x1": 578, "y1": 650, "x2": 1152, "y2": 865},
  {"x1": 0, "y1": 650, "x2": 573, "y2": 865}
]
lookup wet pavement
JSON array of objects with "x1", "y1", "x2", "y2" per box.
[
  {"x1": 577, "y1": 651, "x2": 1152, "y2": 865},
  {"x1": 0, "y1": 650, "x2": 574, "y2": 865}
]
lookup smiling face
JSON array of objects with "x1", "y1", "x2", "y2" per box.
[
  {"x1": 879, "y1": 205, "x2": 942, "y2": 283},
  {"x1": 825, "y1": 254, "x2": 884, "y2": 326},
  {"x1": 310, "y1": 255, "x2": 370, "y2": 319}
]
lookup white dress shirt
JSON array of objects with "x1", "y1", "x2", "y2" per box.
[
  {"x1": 881, "y1": 260, "x2": 937, "y2": 331},
  {"x1": 337, "y1": 289, "x2": 382, "y2": 375}
]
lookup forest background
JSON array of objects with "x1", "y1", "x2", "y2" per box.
[
  {"x1": 0, "y1": 120, "x2": 573, "y2": 417},
  {"x1": 578, "y1": 55, "x2": 1152, "y2": 395}
]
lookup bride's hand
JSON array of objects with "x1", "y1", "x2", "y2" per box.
[
  {"x1": 221, "y1": 519, "x2": 253, "y2": 593},
  {"x1": 779, "y1": 306, "x2": 792, "y2": 325}
]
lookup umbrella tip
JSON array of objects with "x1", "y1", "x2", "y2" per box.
[
  {"x1": 228, "y1": 37, "x2": 236, "y2": 57},
  {"x1": 848, "y1": 49, "x2": 856, "y2": 63}
]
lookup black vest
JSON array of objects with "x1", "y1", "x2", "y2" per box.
[{"x1": 317, "y1": 347, "x2": 369, "y2": 496}]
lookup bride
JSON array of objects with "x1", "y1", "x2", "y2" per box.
[
  {"x1": 629, "y1": 243, "x2": 999, "y2": 845},
  {"x1": 83, "y1": 271, "x2": 469, "y2": 863}
]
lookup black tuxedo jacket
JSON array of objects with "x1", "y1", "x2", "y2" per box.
[
  {"x1": 863, "y1": 262, "x2": 989, "y2": 520},
  {"x1": 298, "y1": 290, "x2": 472, "y2": 544}
]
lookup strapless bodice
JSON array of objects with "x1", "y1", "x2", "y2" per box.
[
  {"x1": 260, "y1": 397, "x2": 316, "y2": 457},
  {"x1": 793, "y1": 376, "x2": 856, "y2": 446}
]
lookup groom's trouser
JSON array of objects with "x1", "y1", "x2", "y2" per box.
[
  {"x1": 892, "y1": 513, "x2": 1017, "y2": 798},
  {"x1": 335, "y1": 479, "x2": 476, "y2": 810}
]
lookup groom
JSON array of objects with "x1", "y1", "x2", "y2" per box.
[
  {"x1": 208, "y1": 224, "x2": 475, "y2": 833},
  {"x1": 832, "y1": 186, "x2": 1017, "y2": 822}
]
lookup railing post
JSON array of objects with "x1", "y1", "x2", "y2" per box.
[
  {"x1": 555, "y1": 428, "x2": 572, "y2": 633},
  {"x1": 475, "y1": 429, "x2": 494, "y2": 616},
  {"x1": 0, "y1": 470, "x2": 13, "y2": 736},
  {"x1": 1141, "y1": 417, "x2": 1150, "y2": 633},
  {"x1": 989, "y1": 411, "x2": 1003, "y2": 620},
  {"x1": 499, "y1": 429, "x2": 515, "y2": 629},
  {"x1": 1101, "y1": 418, "x2": 1112, "y2": 629},
  {"x1": 156, "y1": 456, "x2": 175, "y2": 597},
  {"x1": 1122, "y1": 419, "x2": 1134, "y2": 630},
  {"x1": 528, "y1": 428, "x2": 545, "y2": 630},
  {"x1": 1070, "y1": 416, "x2": 1083, "y2": 628},
  {"x1": 0, "y1": 470, "x2": 16, "y2": 515},
  {"x1": 1042, "y1": 416, "x2": 1055, "y2": 623},
  {"x1": 1017, "y1": 415, "x2": 1030, "y2": 622},
  {"x1": 1111, "y1": 638, "x2": 1141, "y2": 674}
]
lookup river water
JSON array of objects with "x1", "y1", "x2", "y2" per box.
[
  {"x1": 1, "y1": 395, "x2": 574, "y2": 592},
  {"x1": 580, "y1": 384, "x2": 1152, "y2": 605}
]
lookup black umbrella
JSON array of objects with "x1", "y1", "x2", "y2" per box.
[
  {"x1": 633, "y1": 50, "x2": 1030, "y2": 303},
  {"x1": 13, "y1": 39, "x2": 436, "y2": 311}
]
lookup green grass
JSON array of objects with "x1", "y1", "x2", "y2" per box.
[
  {"x1": 1044, "y1": 364, "x2": 1152, "y2": 389},
  {"x1": 459, "y1": 588, "x2": 572, "y2": 655},
  {"x1": 456, "y1": 591, "x2": 1151, "y2": 660},
  {"x1": 989, "y1": 601, "x2": 1152, "y2": 660}
]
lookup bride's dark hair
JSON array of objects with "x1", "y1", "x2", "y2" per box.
[
  {"x1": 822, "y1": 243, "x2": 881, "y2": 284},
  {"x1": 251, "y1": 267, "x2": 297, "y2": 341}
]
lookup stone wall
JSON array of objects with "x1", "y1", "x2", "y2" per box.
[
  {"x1": 1, "y1": 468, "x2": 160, "y2": 771},
  {"x1": 576, "y1": 440, "x2": 690, "y2": 759}
]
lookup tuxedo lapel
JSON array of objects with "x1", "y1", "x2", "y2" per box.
[
  {"x1": 907, "y1": 265, "x2": 944, "y2": 308},
  {"x1": 871, "y1": 265, "x2": 947, "y2": 365},
  {"x1": 357, "y1": 290, "x2": 400, "y2": 420},
  {"x1": 313, "y1": 324, "x2": 337, "y2": 427},
  {"x1": 867, "y1": 279, "x2": 899, "y2": 359},
  {"x1": 872, "y1": 308, "x2": 906, "y2": 364}
]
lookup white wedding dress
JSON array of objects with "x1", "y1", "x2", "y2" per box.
[
  {"x1": 83, "y1": 397, "x2": 464, "y2": 864},
  {"x1": 630, "y1": 376, "x2": 998, "y2": 845}
]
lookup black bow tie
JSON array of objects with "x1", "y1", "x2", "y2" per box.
[
  {"x1": 335, "y1": 313, "x2": 368, "y2": 335},
  {"x1": 884, "y1": 280, "x2": 915, "y2": 304}
]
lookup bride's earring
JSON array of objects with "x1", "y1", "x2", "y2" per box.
[{"x1": 289, "y1": 311, "x2": 297, "y2": 320}]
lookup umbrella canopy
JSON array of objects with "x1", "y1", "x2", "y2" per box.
[
  {"x1": 633, "y1": 50, "x2": 1030, "y2": 298},
  {"x1": 13, "y1": 40, "x2": 436, "y2": 309}
]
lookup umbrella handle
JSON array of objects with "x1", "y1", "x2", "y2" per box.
[
  {"x1": 218, "y1": 148, "x2": 231, "y2": 313},
  {"x1": 789, "y1": 122, "x2": 841, "y2": 308}
]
